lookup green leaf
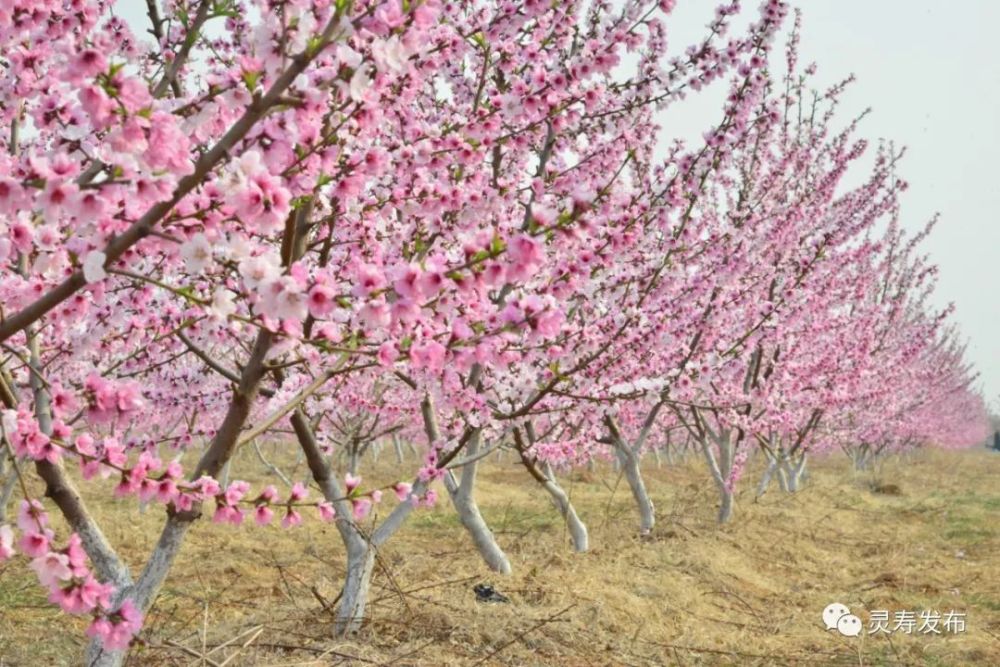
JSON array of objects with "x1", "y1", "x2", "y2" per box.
[{"x1": 241, "y1": 70, "x2": 261, "y2": 91}]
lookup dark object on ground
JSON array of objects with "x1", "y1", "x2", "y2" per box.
[
  {"x1": 473, "y1": 583, "x2": 510, "y2": 603},
  {"x1": 872, "y1": 482, "x2": 902, "y2": 496},
  {"x1": 993, "y1": 431, "x2": 1000, "y2": 451}
]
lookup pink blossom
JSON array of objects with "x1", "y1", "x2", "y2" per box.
[
  {"x1": 392, "y1": 482, "x2": 412, "y2": 502},
  {"x1": 179, "y1": 233, "x2": 213, "y2": 273},
  {"x1": 66, "y1": 49, "x2": 107, "y2": 82},
  {"x1": 351, "y1": 498, "x2": 372, "y2": 520},
  {"x1": 420, "y1": 489, "x2": 438, "y2": 508},
  {"x1": 78, "y1": 85, "x2": 115, "y2": 126},
  {"x1": 353, "y1": 263, "x2": 387, "y2": 297},
  {"x1": 317, "y1": 502, "x2": 336, "y2": 522},
  {"x1": 51, "y1": 575, "x2": 113, "y2": 614},
  {"x1": 212, "y1": 505, "x2": 244, "y2": 525},
  {"x1": 86, "y1": 599, "x2": 143, "y2": 651},
  {"x1": 17, "y1": 499, "x2": 47, "y2": 534},
  {"x1": 0, "y1": 177, "x2": 26, "y2": 214},
  {"x1": 377, "y1": 341, "x2": 399, "y2": 367},
  {"x1": 0, "y1": 525, "x2": 14, "y2": 561},
  {"x1": 307, "y1": 283, "x2": 338, "y2": 318},
  {"x1": 155, "y1": 479, "x2": 179, "y2": 504},
  {"x1": 20, "y1": 531, "x2": 52, "y2": 558},
  {"x1": 254, "y1": 505, "x2": 274, "y2": 526},
  {"x1": 344, "y1": 473, "x2": 361, "y2": 494},
  {"x1": 507, "y1": 234, "x2": 544, "y2": 268},
  {"x1": 29, "y1": 552, "x2": 72, "y2": 587},
  {"x1": 359, "y1": 301, "x2": 391, "y2": 330},
  {"x1": 223, "y1": 480, "x2": 251, "y2": 506},
  {"x1": 289, "y1": 482, "x2": 309, "y2": 502},
  {"x1": 258, "y1": 485, "x2": 279, "y2": 503},
  {"x1": 82, "y1": 251, "x2": 108, "y2": 283},
  {"x1": 409, "y1": 340, "x2": 446, "y2": 371},
  {"x1": 281, "y1": 509, "x2": 303, "y2": 528}
]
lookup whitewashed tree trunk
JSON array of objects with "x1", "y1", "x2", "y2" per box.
[
  {"x1": 718, "y1": 488, "x2": 734, "y2": 523},
  {"x1": 308, "y1": 393, "x2": 467, "y2": 636},
  {"x1": 0, "y1": 454, "x2": 19, "y2": 523},
  {"x1": 538, "y1": 462, "x2": 589, "y2": 552},
  {"x1": 784, "y1": 453, "x2": 807, "y2": 492},
  {"x1": 336, "y1": 528, "x2": 377, "y2": 635},
  {"x1": 604, "y1": 412, "x2": 662, "y2": 536},
  {"x1": 513, "y1": 427, "x2": 590, "y2": 551},
  {"x1": 444, "y1": 433, "x2": 511, "y2": 573},
  {"x1": 392, "y1": 434, "x2": 405, "y2": 463},
  {"x1": 756, "y1": 454, "x2": 778, "y2": 497},
  {"x1": 347, "y1": 442, "x2": 360, "y2": 476},
  {"x1": 701, "y1": 430, "x2": 735, "y2": 523},
  {"x1": 851, "y1": 444, "x2": 872, "y2": 471},
  {"x1": 615, "y1": 445, "x2": 654, "y2": 535},
  {"x1": 777, "y1": 462, "x2": 790, "y2": 492}
]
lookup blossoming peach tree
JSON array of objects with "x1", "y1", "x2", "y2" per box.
[{"x1": 0, "y1": 0, "x2": 988, "y2": 665}]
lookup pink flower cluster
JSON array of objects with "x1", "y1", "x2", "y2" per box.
[
  {"x1": 0, "y1": 501, "x2": 142, "y2": 651},
  {"x1": 82, "y1": 373, "x2": 145, "y2": 425}
]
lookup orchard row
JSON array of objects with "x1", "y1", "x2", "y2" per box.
[{"x1": 0, "y1": 1, "x2": 986, "y2": 664}]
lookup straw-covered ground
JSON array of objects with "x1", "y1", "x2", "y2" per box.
[{"x1": 1, "y1": 445, "x2": 999, "y2": 666}]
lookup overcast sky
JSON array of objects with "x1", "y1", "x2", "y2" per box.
[
  {"x1": 660, "y1": 0, "x2": 1000, "y2": 406},
  {"x1": 114, "y1": 1, "x2": 999, "y2": 405}
]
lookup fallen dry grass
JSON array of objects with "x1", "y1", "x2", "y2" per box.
[{"x1": 1, "y1": 446, "x2": 999, "y2": 666}]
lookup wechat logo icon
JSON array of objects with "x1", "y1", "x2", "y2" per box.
[{"x1": 823, "y1": 602, "x2": 862, "y2": 637}]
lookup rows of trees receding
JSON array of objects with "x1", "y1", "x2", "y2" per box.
[{"x1": 0, "y1": 1, "x2": 989, "y2": 664}]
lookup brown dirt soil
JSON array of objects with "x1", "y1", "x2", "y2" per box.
[{"x1": 1, "y1": 446, "x2": 999, "y2": 666}]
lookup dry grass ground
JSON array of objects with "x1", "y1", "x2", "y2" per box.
[{"x1": 1, "y1": 446, "x2": 999, "y2": 666}]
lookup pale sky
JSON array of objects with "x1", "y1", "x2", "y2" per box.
[
  {"x1": 113, "y1": 1, "x2": 999, "y2": 405},
  {"x1": 660, "y1": 0, "x2": 1000, "y2": 406}
]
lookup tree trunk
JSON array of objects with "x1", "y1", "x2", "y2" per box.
[
  {"x1": 718, "y1": 488, "x2": 735, "y2": 523},
  {"x1": 348, "y1": 449, "x2": 359, "y2": 476},
  {"x1": 335, "y1": 528, "x2": 377, "y2": 635},
  {"x1": 85, "y1": 518, "x2": 192, "y2": 665},
  {"x1": 785, "y1": 453, "x2": 807, "y2": 492},
  {"x1": 0, "y1": 454, "x2": 19, "y2": 523},
  {"x1": 295, "y1": 398, "x2": 444, "y2": 638},
  {"x1": 444, "y1": 433, "x2": 511, "y2": 573},
  {"x1": 756, "y1": 454, "x2": 777, "y2": 497},
  {"x1": 616, "y1": 445, "x2": 654, "y2": 535},
  {"x1": 786, "y1": 465, "x2": 799, "y2": 492},
  {"x1": 777, "y1": 463, "x2": 790, "y2": 492},
  {"x1": 85, "y1": 329, "x2": 276, "y2": 664},
  {"x1": 393, "y1": 434, "x2": 405, "y2": 463},
  {"x1": 538, "y1": 462, "x2": 589, "y2": 552},
  {"x1": 700, "y1": 430, "x2": 736, "y2": 524}
]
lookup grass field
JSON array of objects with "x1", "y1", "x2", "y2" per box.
[{"x1": 1, "y1": 446, "x2": 998, "y2": 666}]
